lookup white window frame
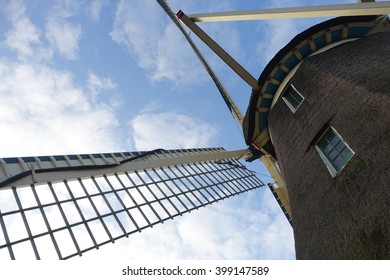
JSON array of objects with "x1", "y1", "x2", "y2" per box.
[
  {"x1": 281, "y1": 84, "x2": 304, "y2": 113},
  {"x1": 315, "y1": 126, "x2": 355, "y2": 178}
]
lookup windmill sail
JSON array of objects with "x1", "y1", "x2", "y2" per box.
[{"x1": 0, "y1": 147, "x2": 264, "y2": 259}]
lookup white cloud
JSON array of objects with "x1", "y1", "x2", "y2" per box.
[
  {"x1": 4, "y1": 1, "x2": 38, "y2": 57},
  {"x1": 110, "y1": 0, "x2": 244, "y2": 87},
  {"x1": 110, "y1": 0, "x2": 163, "y2": 70},
  {"x1": 130, "y1": 111, "x2": 218, "y2": 150},
  {"x1": 41, "y1": 0, "x2": 84, "y2": 60},
  {"x1": 50, "y1": 0, "x2": 82, "y2": 19},
  {"x1": 0, "y1": 59, "x2": 122, "y2": 157},
  {"x1": 150, "y1": 23, "x2": 207, "y2": 85},
  {"x1": 87, "y1": 71, "x2": 117, "y2": 97},
  {"x1": 88, "y1": 0, "x2": 109, "y2": 21},
  {"x1": 45, "y1": 18, "x2": 82, "y2": 60},
  {"x1": 3, "y1": 0, "x2": 51, "y2": 61}
]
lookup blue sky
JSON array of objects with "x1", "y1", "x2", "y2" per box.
[{"x1": 0, "y1": 0, "x2": 364, "y2": 260}]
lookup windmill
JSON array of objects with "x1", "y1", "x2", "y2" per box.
[
  {"x1": 159, "y1": 0, "x2": 390, "y2": 259},
  {"x1": 1, "y1": 0, "x2": 389, "y2": 260}
]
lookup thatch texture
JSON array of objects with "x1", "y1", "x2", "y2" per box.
[{"x1": 268, "y1": 32, "x2": 390, "y2": 259}]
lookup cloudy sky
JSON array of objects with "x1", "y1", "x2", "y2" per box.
[{"x1": 0, "y1": 0, "x2": 364, "y2": 260}]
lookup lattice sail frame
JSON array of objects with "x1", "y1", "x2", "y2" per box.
[{"x1": 0, "y1": 147, "x2": 264, "y2": 260}]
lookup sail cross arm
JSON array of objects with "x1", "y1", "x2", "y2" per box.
[{"x1": 188, "y1": 2, "x2": 390, "y2": 22}]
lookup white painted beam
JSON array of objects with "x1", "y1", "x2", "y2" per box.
[
  {"x1": 260, "y1": 155, "x2": 291, "y2": 219},
  {"x1": 188, "y1": 2, "x2": 390, "y2": 22},
  {"x1": 0, "y1": 149, "x2": 248, "y2": 189},
  {"x1": 177, "y1": 11, "x2": 260, "y2": 90}
]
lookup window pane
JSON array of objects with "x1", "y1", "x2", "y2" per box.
[
  {"x1": 316, "y1": 127, "x2": 354, "y2": 174},
  {"x1": 329, "y1": 133, "x2": 341, "y2": 146},
  {"x1": 291, "y1": 89, "x2": 303, "y2": 104},
  {"x1": 340, "y1": 146, "x2": 353, "y2": 160},
  {"x1": 282, "y1": 85, "x2": 304, "y2": 112},
  {"x1": 287, "y1": 92, "x2": 298, "y2": 108},
  {"x1": 323, "y1": 142, "x2": 333, "y2": 155},
  {"x1": 328, "y1": 149, "x2": 339, "y2": 162},
  {"x1": 335, "y1": 140, "x2": 346, "y2": 153},
  {"x1": 289, "y1": 97, "x2": 299, "y2": 108},
  {"x1": 323, "y1": 129, "x2": 335, "y2": 143},
  {"x1": 317, "y1": 137, "x2": 329, "y2": 151},
  {"x1": 332, "y1": 155, "x2": 346, "y2": 171}
]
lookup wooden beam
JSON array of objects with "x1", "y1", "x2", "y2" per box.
[
  {"x1": 188, "y1": 2, "x2": 390, "y2": 22},
  {"x1": 177, "y1": 10, "x2": 260, "y2": 90}
]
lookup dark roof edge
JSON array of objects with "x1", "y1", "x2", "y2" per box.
[{"x1": 257, "y1": 15, "x2": 378, "y2": 86}]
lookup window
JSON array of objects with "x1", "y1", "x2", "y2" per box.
[
  {"x1": 282, "y1": 84, "x2": 304, "y2": 113},
  {"x1": 315, "y1": 127, "x2": 354, "y2": 177}
]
